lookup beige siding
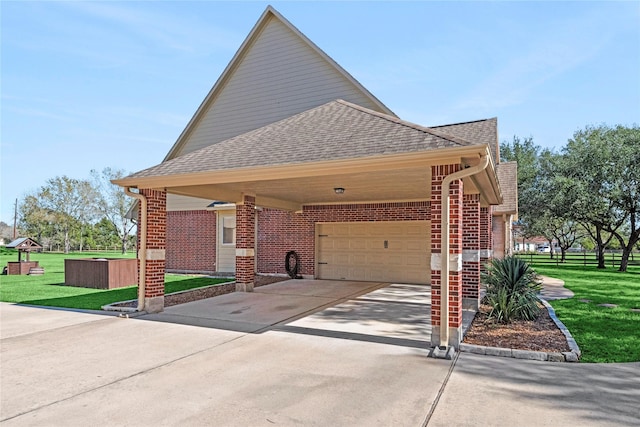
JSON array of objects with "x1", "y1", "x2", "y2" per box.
[
  {"x1": 166, "y1": 194, "x2": 212, "y2": 212},
  {"x1": 178, "y1": 17, "x2": 386, "y2": 156}
]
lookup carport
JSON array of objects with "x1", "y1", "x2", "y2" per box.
[
  {"x1": 142, "y1": 279, "x2": 439, "y2": 347},
  {"x1": 113, "y1": 100, "x2": 502, "y2": 349}
]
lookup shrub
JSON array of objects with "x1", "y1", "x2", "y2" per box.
[{"x1": 482, "y1": 256, "x2": 542, "y2": 323}]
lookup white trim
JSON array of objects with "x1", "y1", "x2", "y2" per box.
[
  {"x1": 236, "y1": 248, "x2": 255, "y2": 257},
  {"x1": 430, "y1": 253, "x2": 462, "y2": 272},
  {"x1": 207, "y1": 203, "x2": 236, "y2": 211},
  {"x1": 146, "y1": 249, "x2": 165, "y2": 261}
]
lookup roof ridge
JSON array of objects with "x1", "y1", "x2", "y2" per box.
[
  {"x1": 432, "y1": 117, "x2": 497, "y2": 128},
  {"x1": 335, "y1": 99, "x2": 475, "y2": 147}
]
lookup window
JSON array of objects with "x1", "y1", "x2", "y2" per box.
[{"x1": 222, "y1": 216, "x2": 236, "y2": 245}]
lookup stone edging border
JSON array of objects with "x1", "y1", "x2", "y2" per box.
[{"x1": 460, "y1": 297, "x2": 582, "y2": 363}]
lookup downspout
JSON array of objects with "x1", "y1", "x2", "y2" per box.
[
  {"x1": 440, "y1": 155, "x2": 490, "y2": 348},
  {"x1": 124, "y1": 188, "x2": 147, "y2": 312},
  {"x1": 503, "y1": 214, "x2": 509, "y2": 256}
]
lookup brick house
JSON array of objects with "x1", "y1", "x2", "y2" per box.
[{"x1": 114, "y1": 6, "x2": 517, "y2": 349}]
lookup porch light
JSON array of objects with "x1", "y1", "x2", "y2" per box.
[{"x1": 334, "y1": 187, "x2": 345, "y2": 194}]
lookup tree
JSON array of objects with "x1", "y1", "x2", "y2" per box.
[
  {"x1": 91, "y1": 168, "x2": 136, "y2": 253},
  {"x1": 0, "y1": 221, "x2": 15, "y2": 243},
  {"x1": 38, "y1": 176, "x2": 98, "y2": 254},
  {"x1": 500, "y1": 136, "x2": 544, "y2": 242},
  {"x1": 19, "y1": 194, "x2": 56, "y2": 245},
  {"x1": 559, "y1": 124, "x2": 639, "y2": 271},
  {"x1": 88, "y1": 217, "x2": 121, "y2": 250}
]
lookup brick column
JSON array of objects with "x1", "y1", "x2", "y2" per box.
[
  {"x1": 479, "y1": 206, "x2": 492, "y2": 272},
  {"x1": 430, "y1": 165, "x2": 463, "y2": 348},
  {"x1": 462, "y1": 194, "x2": 481, "y2": 310},
  {"x1": 235, "y1": 195, "x2": 255, "y2": 292},
  {"x1": 139, "y1": 189, "x2": 166, "y2": 313}
]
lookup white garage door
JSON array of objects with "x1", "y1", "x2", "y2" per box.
[{"x1": 316, "y1": 221, "x2": 430, "y2": 284}]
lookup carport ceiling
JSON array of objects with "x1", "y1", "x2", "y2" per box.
[{"x1": 170, "y1": 167, "x2": 433, "y2": 206}]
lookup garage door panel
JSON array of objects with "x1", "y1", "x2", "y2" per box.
[
  {"x1": 406, "y1": 240, "x2": 425, "y2": 251},
  {"x1": 387, "y1": 240, "x2": 404, "y2": 250},
  {"x1": 350, "y1": 239, "x2": 368, "y2": 250},
  {"x1": 317, "y1": 221, "x2": 430, "y2": 285},
  {"x1": 406, "y1": 255, "x2": 426, "y2": 266}
]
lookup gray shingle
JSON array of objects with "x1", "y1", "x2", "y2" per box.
[
  {"x1": 433, "y1": 118, "x2": 499, "y2": 161},
  {"x1": 494, "y1": 161, "x2": 518, "y2": 214},
  {"x1": 127, "y1": 100, "x2": 478, "y2": 179}
]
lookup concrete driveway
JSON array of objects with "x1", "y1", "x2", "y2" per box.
[
  {"x1": 2, "y1": 279, "x2": 639, "y2": 426},
  {"x1": 1, "y1": 280, "x2": 448, "y2": 426}
]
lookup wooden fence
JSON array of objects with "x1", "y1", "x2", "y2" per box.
[{"x1": 515, "y1": 251, "x2": 639, "y2": 267}]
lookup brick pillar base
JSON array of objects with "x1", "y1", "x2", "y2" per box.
[
  {"x1": 235, "y1": 195, "x2": 255, "y2": 292},
  {"x1": 140, "y1": 189, "x2": 166, "y2": 313}
]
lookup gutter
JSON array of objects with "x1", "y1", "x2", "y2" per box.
[
  {"x1": 439, "y1": 155, "x2": 490, "y2": 348},
  {"x1": 124, "y1": 187, "x2": 147, "y2": 312}
]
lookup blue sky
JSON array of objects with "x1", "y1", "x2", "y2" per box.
[{"x1": 2, "y1": 1, "x2": 639, "y2": 224}]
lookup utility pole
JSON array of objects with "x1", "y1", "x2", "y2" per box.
[{"x1": 13, "y1": 198, "x2": 18, "y2": 239}]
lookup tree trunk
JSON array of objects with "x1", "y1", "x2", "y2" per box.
[
  {"x1": 594, "y1": 228, "x2": 606, "y2": 269},
  {"x1": 64, "y1": 230, "x2": 70, "y2": 254},
  {"x1": 617, "y1": 230, "x2": 639, "y2": 273},
  {"x1": 560, "y1": 248, "x2": 567, "y2": 262}
]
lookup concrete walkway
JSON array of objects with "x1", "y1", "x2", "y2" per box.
[
  {"x1": 2, "y1": 279, "x2": 639, "y2": 426},
  {"x1": 428, "y1": 352, "x2": 640, "y2": 426},
  {"x1": 539, "y1": 275, "x2": 574, "y2": 300}
]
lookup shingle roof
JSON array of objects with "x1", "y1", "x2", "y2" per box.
[
  {"x1": 493, "y1": 161, "x2": 517, "y2": 214},
  {"x1": 127, "y1": 100, "x2": 479, "y2": 179},
  {"x1": 433, "y1": 118, "x2": 499, "y2": 162},
  {"x1": 6, "y1": 237, "x2": 42, "y2": 250}
]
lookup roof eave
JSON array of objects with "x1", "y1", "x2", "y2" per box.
[{"x1": 113, "y1": 145, "x2": 489, "y2": 190}]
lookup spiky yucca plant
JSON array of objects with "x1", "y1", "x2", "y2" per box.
[{"x1": 482, "y1": 256, "x2": 542, "y2": 323}]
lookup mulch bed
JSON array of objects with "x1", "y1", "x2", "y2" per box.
[{"x1": 463, "y1": 303, "x2": 570, "y2": 353}]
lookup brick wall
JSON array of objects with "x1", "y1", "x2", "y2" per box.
[
  {"x1": 166, "y1": 210, "x2": 216, "y2": 273},
  {"x1": 462, "y1": 194, "x2": 480, "y2": 299},
  {"x1": 480, "y1": 206, "x2": 492, "y2": 270},
  {"x1": 257, "y1": 201, "x2": 430, "y2": 276},
  {"x1": 492, "y1": 216, "x2": 505, "y2": 259}
]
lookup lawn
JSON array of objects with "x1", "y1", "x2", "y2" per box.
[
  {"x1": 0, "y1": 250, "x2": 232, "y2": 310},
  {"x1": 532, "y1": 263, "x2": 640, "y2": 363}
]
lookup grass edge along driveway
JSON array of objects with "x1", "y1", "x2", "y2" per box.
[
  {"x1": 534, "y1": 264, "x2": 640, "y2": 363},
  {"x1": 0, "y1": 251, "x2": 231, "y2": 311}
]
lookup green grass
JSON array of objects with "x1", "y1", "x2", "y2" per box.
[
  {"x1": 532, "y1": 263, "x2": 640, "y2": 363},
  {"x1": 0, "y1": 250, "x2": 232, "y2": 310}
]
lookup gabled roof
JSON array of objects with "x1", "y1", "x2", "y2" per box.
[
  {"x1": 164, "y1": 5, "x2": 395, "y2": 160},
  {"x1": 6, "y1": 237, "x2": 42, "y2": 251},
  {"x1": 124, "y1": 99, "x2": 478, "y2": 181},
  {"x1": 493, "y1": 161, "x2": 518, "y2": 215},
  {"x1": 433, "y1": 118, "x2": 499, "y2": 162}
]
